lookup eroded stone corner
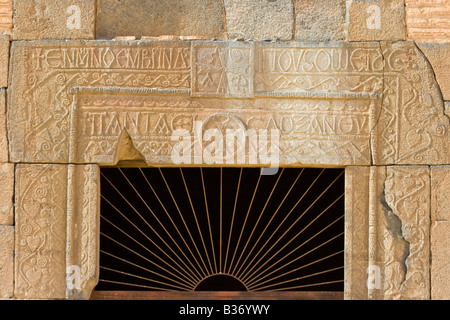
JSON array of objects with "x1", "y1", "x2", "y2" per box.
[{"x1": 381, "y1": 166, "x2": 430, "y2": 299}]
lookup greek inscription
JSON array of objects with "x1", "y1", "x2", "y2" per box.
[{"x1": 32, "y1": 46, "x2": 191, "y2": 70}]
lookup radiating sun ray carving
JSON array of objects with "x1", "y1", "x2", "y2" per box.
[{"x1": 96, "y1": 167, "x2": 345, "y2": 292}]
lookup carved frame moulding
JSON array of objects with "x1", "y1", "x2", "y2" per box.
[
  {"x1": 7, "y1": 40, "x2": 448, "y2": 166},
  {"x1": 7, "y1": 40, "x2": 443, "y2": 300}
]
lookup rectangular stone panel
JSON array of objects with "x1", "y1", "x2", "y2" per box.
[
  {"x1": 431, "y1": 221, "x2": 450, "y2": 300},
  {"x1": 0, "y1": 89, "x2": 8, "y2": 162},
  {"x1": 70, "y1": 89, "x2": 372, "y2": 166},
  {"x1": 15, "y1": 164, "x2": 67, "y2": 299},
  {"x1": 224, "y1": 0, "x2": 294, "y2": 41},
  {"x1": 66, "y1": 164, "x2": 100, "y2": 299},
  {"x1": 0, "y1": 163, "x2": 14, "y2": 226},
  {"x1": 344, "y1": 166, "x2": 370, "y2": 300},
  {"x1": 192, "y1": 41, "x2": 254, "y2": 98},
  {"x1": 295, "y1": 0, "x2": 346, "y2": 42},
  {"x1": 347, "y1": 0, "x2": 407, "y2": 41},
  {"x1": 13, "y1": 0, "x2": 95, "y2": 40},
  {"x1": 406, "y1": 0, "x2": 450, "y2": 43},
  {"x1": 431, "y1": 166, "x2": 450, "y2": 221},
  {"x1": 0, "y1": 34, "x2": 9, "y2": 88},
  {"x1": 0, "y1": 225, "x2": 14, "y2": 298},
  {"x1": 96, "y1": 0, "x2": 226, "y2": 40}
]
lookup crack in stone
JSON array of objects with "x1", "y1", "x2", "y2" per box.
[{"x1": 379, "y1": 187, "x2": 411, "y2": 289}]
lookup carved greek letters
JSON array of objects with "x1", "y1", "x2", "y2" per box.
[{"x1": 8, "y1": 40, "x2": 448, "y2": 166}]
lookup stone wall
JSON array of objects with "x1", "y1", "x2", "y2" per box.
[{"x1": 0, "y1": 0, "x2": 449, "y2": 300}]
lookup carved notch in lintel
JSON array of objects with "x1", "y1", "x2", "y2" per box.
[{"x1": 114, "y1": 128, "x2": 147, "y2": 167}]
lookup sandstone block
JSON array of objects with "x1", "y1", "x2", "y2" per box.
[
  {"x1": 0, "y1": 34, "x2": 9, "y2": 88},
  {"x1": 0, "y1": 163, "x2": 14, "y2": 225},
  {"x1": 96, "y1": 0, "x2": 226, "y2": 40},
  {"x1": 406, "y1": 0, "x2": 450, "y2": 43},
  {"x1": 0, "y1": 89, "x2": 8, "y2": 162},
  {"x1": 224, "y1": 0, "x2": 294, "y2": 41},
  {"x1": 295, "y1": 0, "x2": 346, "y2": 42},
  {"x1": 431, "y1": 221, "x2": 450, "y2": 299},
  {"x1": 15, "y1": 164, "x2": 67, "y2": 299},
  {"x1": 0, "y1": 226, "x2": 14, "y2": 298},
  {"x1": 347, "y1": 0, "x2": 407, "y2": 41},
  {"x1": 13, "y1": 0, "x2": 95, "y2": 40},
  {"x1": 0, "y1": 0, "x2": 12, "y2": 35},
  {"x1": 418, "y1": 43, "x2": 450, "y2": 101}
]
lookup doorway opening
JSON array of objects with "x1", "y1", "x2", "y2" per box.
[{"x1": 93, "y1": 167, "x2": 345, "y2": 299}]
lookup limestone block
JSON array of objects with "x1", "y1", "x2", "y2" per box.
[
  {"x1": 406, "y1": 0, "x2": 450, "y2": 43},
  {"x1": 418, "y1": 43, "x2": 450, "y2": 101},
  {"x1": 346, "y1": 0, "x2": 407, "y2": 41},
  {"x1": 66, "y1": 165, "x2": 100, "y2": 300},
  {"x1": 0, "y1": 34, "x2": 9, "y2": 88},
  {"x1": 0, "y1": 163, "x2": 14, "y2": 226},
  {"x1": 13, "y1": 0, "x2": 95, "y2": 40},
  {"x1": 0, "y1": 89, "x2": 8, "y2": 162},
  {"x1": 96, "y1": 0, "x2": 226, "y2": 40},
  {"x1": 15, "y1": 164, "x2": 67, "y2": 299},
  {"x1": 0, "y1": 0, "x2": 12, "y2": 35},
  {"x1": 0, "y1": 226, "x2": 14, "y2": 298},
  {"x1": 295, "y1": 0, "x2": 346, "y2": 42},
  {"x1": 224, "y1": 0, "x2": 294, "y2": 41},
  {"x1": 431, "y1": 221, "x2": 450, "y2": 300}
]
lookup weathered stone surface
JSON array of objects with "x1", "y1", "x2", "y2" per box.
[
  {"x1": 372, "y1": 41, "x2": 449, "y2": 165},
  {"x1": 0, "y1": 34, "x2": 9, "y2": 88},
  {"x1": 431, "y1": 221, "x2": 450, "y2": 300},
  {"x1": 66, "y1": 164, "x2": 100, "y2": 299},
  {"x1": 0, "y1": 0, "x2": 12, "y2": 35},
  {"x1": 192, "y1": 41, "x2": 254, "y2": 98},
  {"x1": 0, "y1": 89, "x2": 8, "y2": 162},
  {"x1": 0, "y1": 225, "x2": 14, "y2": 298},
  {"x1": 0, "y1": 163, "x2": 14, "y2": 226},
  {"x1": 295, "y1": 0, "x2": 346, "y2": 42},
  {"x1": 406, "y1": 0, "x2": 450, "y2": 43},
  {"x1": 96, "y1": 0, "x2": 226, "y2": 40},
  {"x1": 15, "y1": 164, "x2": 67, "y2": 299},
  {"x1": 431, "y1": 166, "x2": 450, "y2": 221},
  {"x1": 13, "y1": 0, "x2": 95, "y2": 40},
  {"x1": 347, "y1": 166, "x2": 431, "y2": 300},
  {"x1": 344, "y1": 166, "x2": 370, "y2": 300},
  {"x1": 347, "y1": 0, "x2": 407, "y2": 41},
  {"x1": 382, "y1": 166, "x2": 430, "y2": 300},
  {"x1": 418, "y1": 43, "x2": 450, "y2": 101},
  {"x1": 224, "y1": 0, "x2": 294, "y2": 41}
]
